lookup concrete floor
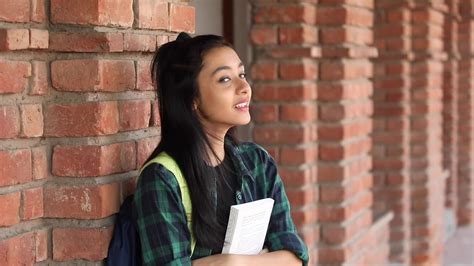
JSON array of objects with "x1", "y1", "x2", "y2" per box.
[{"x1": 443, "y1": 225, "x2": 474, "y2": 266}]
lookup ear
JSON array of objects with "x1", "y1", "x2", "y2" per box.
[{"x1": 193, "y1": 98, "x2": 199, "y2": 111}]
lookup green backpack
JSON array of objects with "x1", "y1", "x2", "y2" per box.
[{"x1": 140, "y1": 152, "x2": 196, "y2": 254}]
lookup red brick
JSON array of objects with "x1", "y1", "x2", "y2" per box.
[
  {"x1": 286, "y1": 187, "x2": 317, "y2": 207},
  {"x1": 320, "y1": 60, "x2": 372, "y2": 80},
  {"x1": 253, "y1": 83, "x2": 317, "y2": 101},
  {"x1": 53, "y1": 227, "x2": 113, "y2": 261},
  {"x1": 268, "y1": 47, "x2": 321, "y2": 58},
  {"x1": 151, "y1": 99, "x2": 160, "y2": 126},
  {"x1": 0, "y1": 233, "x2": 35, "y2": 265},
  {"x1": 0, "y1": 29, "x2": 29, "y2": 51},
  {"x1": 29, "y1": 29, "x2": 48, "y2": 49},
  {"x1": 321, "y1": 46, "x2": 378, "y2": 58},
  {"x1": 124, "y1": 33, "x2": 156, "y2": 52},
  {"x1": 281, "y1": 103, "x2": 317, "y2": 122},
  {"x1": 280, "y1": 61, "x2": 318, "y2": 80},
  {"x1": 100, "y1": 60, "x2": 136, "y2": 91},
  {"x1": 321, "y1": 210, "x2": 372, "y2": 244},
  {"x1": 169, "y1": 4, "x2": 195, "y2": 33},
  {"x1": 318, "y1": 80, "x2": 373, "y2": 101},
  {"x1": 251, "y1": 104, "x2": 279, "y2": 123},
  {"x1": 279, "y1": 167, "x2": 316, "y2": 187},
  {"x1": 30, "y1": 61, "x2": 48, "y2": 95},
  {"x1": 31, "y1": 0, "x2": 46, "y2": 22},
  {"x1": 320, "y1": 173, "x2": 372, "y2": 202},
  {"x1": 0, "y1": 149, "x2": 32, "y2": 186},
  {"x1": 51, "y1": 59, "x2": 135, "y2": 92},
  {"x1": 0, "y1": 0, "x2": 30, "y2": 22},
  {"x1": 20, "y1": 104, "x2": 44, "y2": 137},
  {"x1": 318, "y1": 156, "x2": 372, "y2": 183},
  {"x1": 319, "y1": 101, "x2": 373, "y2": 121},
  {"x1": 50, "y1": 0, "x2": 99, "y2": 25},
  {"x1": 32, "y1": 146, "x2": 48, "y2": 180},
  {"x1": 49, "y1": 32, "x2": 123, "y2": 52},
  {"x1": 250, "y1": 26, "x2": 277, "y2": 45},
  {"x1": 254, "y1": 5, "x2": 316, "y2": 24},
  {"x1": 119, "y1": 100, "x2": 152, "y2": 131},
  {"x1": 137, "y1": 136, "x2": 160, "y2": 168},
  {"x1": 0, "y1": 192, "x2": 21, "y2": 226},
  {"x1": 137, "y1": 60, "x2": 154, "y2": 91},
  {"x1": 318, "y1": 190, "x2": 372, "y2": 222},
  {"x1": 317, "y1": 6, "x2": 373, "y2": 27},
  {"x1": 0, "y1": 105, "x2": 20, "y2": 138},
  {"x1": 35, "y1": 230, "x2": 48, "y2": 262},
  {"x1": 318, "y1": 0, "x2": 373, "y2": 9},
  {"x1": 318, "y1": 119, "x2": 372, "y2": 141},
  {"x1": 291, "y1": 207, "x2": 318, "y2": 227},
  {"x1": 52, "y1": 142, "x2": 136, "y2": 177},
  {"x1": 253, "y1": 125, "x2": 312, "y2": 144},
  {"x1": 44, "y1": 183, "x2": 120, "y2": 219},
  {"x1": 279, "y1": 25, "x2": 317, "y2": 44},
  {"x1": 251, "y1": 62, "x2": 278, "y2": 81},
  {"x1": 0, "y1": 60, "x2": 31, "y2": 94},
  {"x1": 321, "y1": 27, "x2": 372, "y2": 45},
  {"x1": 412, "y1": 9, "x2": 444, "y2": 25},
  {"x1": 100, "y1": 0, "x2": 134, "y2": 27},
  {"x1": 22, "y1": 187, "x2": 44, "y2": 220},
  {"x1": 136, "y1": 0, "x2": 168, "y2": 30},
  {"x1": 157, "y1": 35, "x2": 169, "y2": 47},
  {"x1": 44, "y1": 101, "x2": 119, "y2": 137},
  {"x1": 281, "y1": 146, "x2": 318, "y2": 165},
  {"x1": 51, "y1": 0, "x2": 133, "y2": 27}
]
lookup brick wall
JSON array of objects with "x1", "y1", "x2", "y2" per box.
[
  {"x1": 0, "y1": 0, "x2": 194, "y2": 264},
  {"x1": 250, "y1": 1, "x2": 320, "y2": 263},
  {"x1": 373, "y1": 0, "x2": 412, "y2": 263},
  {"x1": 1, "y1": 0, "x2": 473, "y2": 265},
  {"x1": 457, "y1": 0, "x2": 474, "y2": 226}
]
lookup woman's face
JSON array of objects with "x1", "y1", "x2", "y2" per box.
[{"x1": 195, "y1": 46, "x2": 251, "y2": 135}]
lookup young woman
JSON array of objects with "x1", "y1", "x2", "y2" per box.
[{"x1": 133, "y1": 32, "x2": 309, "y2": 265}]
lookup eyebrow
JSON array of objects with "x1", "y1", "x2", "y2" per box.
[{"x1": 211, "y1": 62, "x2": 244, "y2": 76}]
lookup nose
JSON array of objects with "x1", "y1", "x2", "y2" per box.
[{"x1": 237, "y1": 78, "x2": 251, "y2": 95}]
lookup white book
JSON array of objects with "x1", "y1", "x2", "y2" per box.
[{"x1": 221, "y1": 198, "x2": 274, "y2": 255}]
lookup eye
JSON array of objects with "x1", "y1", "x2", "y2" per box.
[
  {"x1": 218, "y1": 76, "x2": 231, "y2": 83},
  {"x1": 239, "y1": 73, "x2": 247, "y2": 79}
]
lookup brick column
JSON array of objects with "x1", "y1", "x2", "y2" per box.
[
  {"x1": 316, "y1": 0, "x2": 391, "y2": 265},
  {"x1": 0, "y1": 0, "x2": 194, "y2": 263},
  {"x1": 409, "y1": 1, "x2": 446, "y2": 264},
  {"x1": 373, "y1": 0, "x2": 412, "y2": 263},
  {"x1": 457, "y1": 0, "x2": 474, "y2": 225},
  {"x1": 250, "y1": 1, "x2": 319, "y2": 264},
  {"x1": 442, "y1": 0, "x2": 460, "y2": 230}
]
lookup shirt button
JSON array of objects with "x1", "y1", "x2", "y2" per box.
[{"x1": 236, "y1": 192, "x2": 242, "y2": 201}]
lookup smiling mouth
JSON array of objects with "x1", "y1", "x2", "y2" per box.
[{"x1": 234, "y1": 102, "x2": 249, "y2": 109}]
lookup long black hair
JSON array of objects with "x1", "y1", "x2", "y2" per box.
[{"x1": 145, "y1": 33, "x2": 237, "y2": 250}]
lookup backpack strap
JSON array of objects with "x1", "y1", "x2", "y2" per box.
[{"x1": 140, "y1": 152, "x2": 196, "y2": 256}]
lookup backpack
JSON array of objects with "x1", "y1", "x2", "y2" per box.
[{"x1": 106, "y1": 152, "x2": 195, "y2": 265}]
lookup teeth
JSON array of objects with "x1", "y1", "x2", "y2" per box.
[{"x1": 235, "y1": 102, "x2": 248, "y2": 108}]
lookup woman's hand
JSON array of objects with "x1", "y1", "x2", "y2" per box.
[
  {"x1": 192, "y1": 254, "x2": 242, "y2": 266},
  {"x1": 192, "y1": 250, "x2": 301, "y2": 266}
]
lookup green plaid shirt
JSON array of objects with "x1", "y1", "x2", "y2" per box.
[{"x1": 133, "y1": 142, "x2": 309, "y2": 265}]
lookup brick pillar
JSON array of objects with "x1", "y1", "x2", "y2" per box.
[
  {"x1": 249, "y1": 1, "x2": 319, "y2": 264},
  {"x1": 457, "y1": 0, "x2": 474, "y2": 225},
  {"x1": 316, "y1": 1, "x2": 391, "y2": 265},
  {"x1": 409, "y1": 1, "x2": 446, "y2": 264},
  {"x1": 0, "y1": 0, "x2": 194, "y2": 263},
  {"x1": 443, "y1": 0, "x2": 460, "y2": 230},
  {"x1": 373, "y1": 0, "x2": 412, "y2": 263}
]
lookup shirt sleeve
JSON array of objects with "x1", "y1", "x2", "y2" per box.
[
  {"x1": 263, "y1": 155, "x2": 309, "y2": 266},
  {"x1": 133, "y1": 163, "x2": 193, "y2": 266}
]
